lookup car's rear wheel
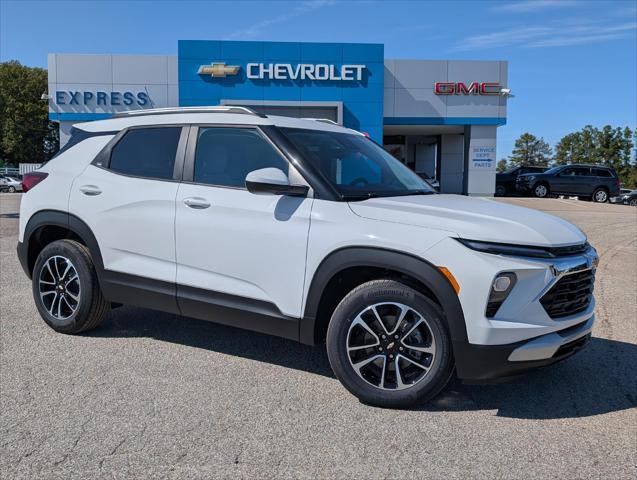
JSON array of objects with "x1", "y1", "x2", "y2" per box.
[
  {"x1": 592, "y1": 188, "x2": 608, "y2": 203},
  {"x1": 533, "y1": 183, "x2": 549, "y2": 198},
  {"x1": 32, "y1": 239, "x2": 109, "y2": 334},
  {"x1": 326, "y1": 279, "x2": 453, "y2": 408},
  {"x1": 495, "y1": 184, "x2": 506, "y2": 196}
]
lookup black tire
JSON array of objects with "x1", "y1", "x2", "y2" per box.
[
  {"x1": 326, "y1": 279, "x2": 454, "y2": 408},
  {"x1": 630, "y1": 199, "x2": 637, "y2": 207},
  {"x1": 495, "y1": 184, "x2": 506, "y2": 196},
  {"x1": 592, "y1": 187, "x2": 608, "y2": 203},
  {"x1": 532, "y1": 183, "x2": 549, "y2": 198},
  {"x1": 8, "y1": 186, "x2": 16, "y2": 193},
  {"x1": 32, "y1": 239, "x2": 109, "y2": 334}
]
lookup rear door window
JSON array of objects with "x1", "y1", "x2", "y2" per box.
[
  {"x1": 562, "y1": 167, "x2": 590, "y2": 176},
  {"x1": 109, "y1": 127, "x2": 181, "y2": 180}
]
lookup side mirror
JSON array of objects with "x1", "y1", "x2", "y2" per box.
[{"x1": 245, "y1": 168, "x2": 309, "y2": 197}]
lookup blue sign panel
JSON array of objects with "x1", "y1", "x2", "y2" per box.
[{"x1": 178, "y1": 40, "x2": 384, "y2": 142}]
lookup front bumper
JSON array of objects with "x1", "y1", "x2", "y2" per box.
[
  {"x1": 422, "y1": 237, "x2": 598, "y2": 383},
  {"x1": 515, "y1": 181, "x2": 532, "y2": 193},
  {"x1": 454, "y1": 314, "x2": 593, "y2": 382}
]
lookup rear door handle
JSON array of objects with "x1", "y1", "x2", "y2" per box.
[
  {"x1": 183, "y1": 197, "x2": 211, "y2": 209},
  {"x1": 80, "y1": 185, "x2": 102, "y2": 196}
]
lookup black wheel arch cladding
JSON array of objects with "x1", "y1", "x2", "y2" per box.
[
  {"x1": 22, "y1": 210, "x2": 105, "y2": 278},
  {"x1": 301, "y1": 247, "x2": 467, "y2": 347}
]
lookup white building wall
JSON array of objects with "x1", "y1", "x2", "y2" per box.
[{"x1": 48, "y1": 54, "x2": 178, "y2": 145}]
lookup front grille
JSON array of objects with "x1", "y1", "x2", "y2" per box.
[
  {"x1": 540, "y1": 269, "x2": 595, "y2": 319},
  {"x1": 546, "y1": 243, "x2": 589, "y2": 257},
  {"x1": 553, "y1": 333, "x2": 590, "y2": 358}
]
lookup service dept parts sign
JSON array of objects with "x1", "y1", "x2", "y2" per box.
[
  {"x1": 470, "y1": 141, "x2": 496, "y2": 170},
  {"x1": 198, "y1": 61, "x2": 366, "y2": 81}
]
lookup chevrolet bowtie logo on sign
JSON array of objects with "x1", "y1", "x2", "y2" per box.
[{"x1": 197, "y1": 62, "x2": 240, "y2": 78}]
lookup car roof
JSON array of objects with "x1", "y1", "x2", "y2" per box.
[
  {"x1": 74, "y1": 106, "x2": 362, "y2": 136},
  {"x1": 561, "y1": 164, "x2": 614, "y2": 169}
]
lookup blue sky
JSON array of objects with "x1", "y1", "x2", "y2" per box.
[{"x1": 1, "y1": 0, "x2": 636, "y2": 158}]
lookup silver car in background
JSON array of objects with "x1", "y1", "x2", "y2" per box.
[{"x1": 0, "y1": 174, "x2": 23, "y2": 193}]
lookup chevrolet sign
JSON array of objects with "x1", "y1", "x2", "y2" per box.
[
  {"x1": 198, "y1": 61, "x2": 366, "y2": 82},
  {"x1": 247, "y1": 63, "x2": 365, "y2": 81},
  {"x1": 198, "y1": 62, "x2": 240, "y2": 78}
]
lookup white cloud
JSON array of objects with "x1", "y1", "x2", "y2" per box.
[
  {"x1": 528, "y1": 22, "x2": 637, "y2": 47},
  {"x1": 493, "y1": 0, "x2": 577, "y2": 13},
  {"x1": 226, "y1": 0, "x2": 337, "y2": 40},
  {"x1": 451, "y1": 20, "x2": 637, "y2": 51},
  {"x1": 452, "y1": 27, "x2": 552, "y2": 51}
]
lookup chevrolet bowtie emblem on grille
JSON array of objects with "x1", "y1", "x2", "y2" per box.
[{"x1": 197, "y1": 62, "x2": 240, "y2": 78}]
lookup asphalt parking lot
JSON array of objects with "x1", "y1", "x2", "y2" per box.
[{"x1": 1, "y1": 193, "x2": 636, "y2": 479}]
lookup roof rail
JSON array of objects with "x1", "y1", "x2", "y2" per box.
[
  {"x1": 112, "y1": 106, "x2": 266, "y2": 118},
  {"x1": 301, "y1": 118, "x2": 339, "y2": 125}
]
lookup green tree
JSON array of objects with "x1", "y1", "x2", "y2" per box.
[
  {"x1": 508, "y1": 133, "x2": 552, "y2": 167},
  {"x1": 0, "y1": 60, "x2": 58, "y2": 165},
  {"x1": 496, "y1": 158, "x2": 508, "y2": 172},
  {"x1": 554, "y1": 132, "x2": 581, "y2": 165}
]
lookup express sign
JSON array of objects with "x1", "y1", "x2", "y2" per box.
[{"x1": 434, "y1": 82, "x2": 501, "y2": 95}]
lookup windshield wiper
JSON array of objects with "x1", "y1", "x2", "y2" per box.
[
  {"x1": 390, "y1": 190, "x2": 435, "y2": 197},
  {"x1": 341, "y1": 190, "x2": 434, "y2": 201},
  {"x1": 340, "y1": 192, "x2": 379, "y2": 201}
]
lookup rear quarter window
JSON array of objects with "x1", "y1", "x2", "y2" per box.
[{"x1": 593, "y1": 168, "x2": 613, "y2": 177}]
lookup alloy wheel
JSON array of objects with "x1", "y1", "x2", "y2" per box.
[
  {"x1": 346, "y1": 302, "x2": 436, "y2": 391},
  {"x1": 534, "y1": 185, "x2": 548, "y2": 197},
  {"x1": 595, "y1": 190, "x2": 608, "y2": 202},
  {"x1": 38, "y1": 255, "x2": 81, "y2": 320}
]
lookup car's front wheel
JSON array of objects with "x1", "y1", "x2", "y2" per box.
[
  {"x1": 8, "y1": 186, "x2": 16, "y2": 193},
  {"x1": 32, "y1": 239, "x2": 110, "y2": 334},
  {"x1": 533, "y1": 183, "x2": 549, "y2": 198},
  {"x1": 326, "y1": 280, "x2": 454, "y2": 408}
]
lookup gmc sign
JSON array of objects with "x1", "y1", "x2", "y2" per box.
[{"x1": 434, "y1": 82, "x2": 501, "y2": 95}]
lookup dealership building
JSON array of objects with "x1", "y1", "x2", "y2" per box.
[{"x1": 47, "y1": 40, "x2": 508, "y2": 195}]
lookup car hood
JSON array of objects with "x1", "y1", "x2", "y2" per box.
[{"x1": 348, "y1": 194, "x2": 586, "y2": 247}]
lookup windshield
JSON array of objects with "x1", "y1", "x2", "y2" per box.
[
  {"x1": 280, "y1": 128, "x2": 435, "y2": 199},
  {"x1": 542, "y1": 166, "x2": 562, "y2": 175}
]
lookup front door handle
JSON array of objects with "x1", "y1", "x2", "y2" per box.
[
  {"x1": 80, "y1": 185, "x2": 102, "y2": 196},
  {"x1": 183, "y1": 197, "x2": 211, "y2": 209}
]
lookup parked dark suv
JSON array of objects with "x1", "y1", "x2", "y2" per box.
[
  {"x1": 516, "y1": 164, "x2": 620, "y2": 202},
  {"x1": 495, "y1": 165, "x2": 547, "y2": 196}
]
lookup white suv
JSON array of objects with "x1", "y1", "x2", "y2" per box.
[{"x1": 18, "y1": 107, "x2": 598, "y2": 407}]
